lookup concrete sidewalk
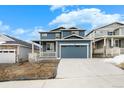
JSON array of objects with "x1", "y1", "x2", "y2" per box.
[{"x1": 0, "y1": 58, "x2": 124, "y2": 88}]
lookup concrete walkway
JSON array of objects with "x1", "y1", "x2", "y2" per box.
[{"x1": 0, "y1": 58, "x2": 124, "y2": 88}]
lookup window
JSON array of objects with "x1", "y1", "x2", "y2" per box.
[
  {"x1": 114, "y1": 39, "x2": 121, "y2": 47},
  {"x1": 71, "y1": 31, "x2": 79, "y2": 35},
  {"x1": 46, "y1": 43, "x2": 54, "y2": 51},
  {"x1": 3, "y1": 51, "x2": 8, "y2": 53},
  {"x1": 42, "y1": 33, "x2": 47, "y2": 37},
  {"x1": 108, "y1": 32, "x2": 113, "y2": 35},
  {"x1": 55, "y1": 33, "x2": 60, "y2": 38},
  {"x1": 9, "y1": 51, "x2": 14, "y2": 53}
]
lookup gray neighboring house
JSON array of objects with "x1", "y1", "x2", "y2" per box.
[
  {"x1": 0, "y1": 34, "x2": 32, "y2": 63},
  {"x1": 86, "y1": 22, "x2": 124, "y2": 57},
  {"x1": 33, "y1": 27, "x2": 92, "y2": 59}
]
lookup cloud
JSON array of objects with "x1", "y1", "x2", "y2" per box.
[
  {"x1": 49, "y1": 8, "x2": 123, "y2": 29},
  {"x1": 0, "y1": 20, "x2": 46, "y2": 41},
  {"x1": 0, "y1": 21, "x2": 10, "y2": 33},
  {"x1": 29, "y1": 26, "x2": 46, "y2": 37},
  {"x1": 50, "y1": 5, "x2": 67, "y2": 11},
  {"x1": 11, "y1": 26, "x2": 46, "y2": 41},
  {"x1": 13, "y1": 28, "x2": 26, "y2": 35}
]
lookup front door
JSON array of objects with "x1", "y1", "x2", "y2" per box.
[{"x1": 46, "y1": 43, "x2": 54, "y2": 52}]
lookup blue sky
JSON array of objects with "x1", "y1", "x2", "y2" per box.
[{"x1": 0, "y1": 5, "x2": 124, "y2": 41}]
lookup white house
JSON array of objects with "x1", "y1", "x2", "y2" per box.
[{"x1": 0, "y1": 34, "x2": 33, "y2": 63}]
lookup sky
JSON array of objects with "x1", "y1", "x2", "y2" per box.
[{"x1": 0, "y1": 5, "x2": 124, "y2": 41}]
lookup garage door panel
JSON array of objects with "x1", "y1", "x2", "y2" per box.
[
  {"x1": 61, "y1": 45, "x2": 87, "y2": 58},
  {"x1": 0, "y1": 50, "x2": 16, "y2": 63}
]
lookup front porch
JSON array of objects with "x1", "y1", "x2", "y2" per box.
[
  {"x1": 31, "y1": 41, "x2": 58, "y2": 58},
  {"x1": 94, "y1": 47, "x2": 124, "y2": 57},
  {"x1": 40, "y1": 41, "x2": 57, "y2": 58},
  {"x1": 93, "y1": 37, "x2": 124, "y2": 57}
]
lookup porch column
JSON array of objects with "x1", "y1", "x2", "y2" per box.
[
  {"x1": 39, "y1": 41, "x2": 42, "y2": 57},
  {"x1": 111, "y1": 38, "x2": 114, "y2": 47},
  {"x1": 111, "y1": 38, "x2": 114, "y2": 56},
  {"x1": 32, "y1": 42, "x2": 34, "y2": 54},
  {"x1": 90, "y1": 41, "x2": 93, "y2": 58},
  {"x1": 103, "y1": 38, "x2": 106, "y2": 57},
  {"x1": 119, "y1": 28, "x2": 122, "y2": 35},
  {"x1": 56, "y1": 41, "x2": 58, "y2": 58}
]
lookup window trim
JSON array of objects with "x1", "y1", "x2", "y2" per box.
[
  {"x1": 42, "y1": 33, "x2": 47, "y2": 37},
  {"x1": 55, "y1": 33, "x2": 60, "y2": 38},
  {"x1": 71, "y1": 31, "x2": 79, "y2": 35}
]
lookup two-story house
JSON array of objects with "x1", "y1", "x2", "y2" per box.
[
  {"x1": 33, "y1": 27, "x2": 92, "y2": 59},
  {"x1": 86, "y1": 22, "x2": 124, "y2": 57}
]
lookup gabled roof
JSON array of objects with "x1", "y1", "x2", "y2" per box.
[
  {"x1": 3, "y1": 34, "x2": 32, "y2": 48},
  {"x1": 69, "y1": 27, "x2": 78, "y2": 29},
  {"x1": 50, "y1": 27, "x2": 66, "y2": 32},
  {"x1": 86, "y1": 22, "x2": 124, "y2": 36},
  {"x1": 63, "y1": 34, "x2": 84, "y2": 39},
  {"x1": 39, "y1": 27, "x2": 85, "y2": 33}
]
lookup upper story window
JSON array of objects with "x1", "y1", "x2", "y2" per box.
[
  {"x1": 42, "y1": 33, "x2": 47, "y2": 37},
  {"x1": 71, "y1": 31, "x2": 79, "y2": 35},
  {"x1": 108, "y1": 32, "x2": 113, "y2": 35},
  {"x1": 55, "y1": 33, "x2": 60, "y2": 38}
]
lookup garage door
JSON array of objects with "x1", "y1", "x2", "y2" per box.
[
  {"x1": 0, "y1": 49, "x2": 16, "y2": 63},
  {"x1": 61, "y1": 45, "x2": 88, "y2": 58}
]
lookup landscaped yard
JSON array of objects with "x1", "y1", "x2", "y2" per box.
[{"x1": 0, "y1": 60, "x2": 60, "y2": 82}]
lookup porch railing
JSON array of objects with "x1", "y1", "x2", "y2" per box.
[
  {"x1": 106, "y1": 48, "x2": 120, "y2": 56},
  {"x1": 120, "y1": 48, "x2": 124, "y2": 54},
  {"x1": 94, "y1": 48, "x2": 104, "y2": 54},
  {"x1": 94, "y1": 47, "x2": 124, "y2": 56},
  {"x1": 39, "y1": 52, "x2": 56, "y2": 57}
]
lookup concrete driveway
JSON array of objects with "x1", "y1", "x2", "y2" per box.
[
  {"x1": 0, "y1": 58, "x2": 124, "y2": 88},
  {"x1": 56, "y1": 59, "x2": 124, "y2": 78}
]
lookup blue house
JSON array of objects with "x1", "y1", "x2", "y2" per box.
[{"x1": 33, "y1": 27, "x2": 92, "y2": 59}]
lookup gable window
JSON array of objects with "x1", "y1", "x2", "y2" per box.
[
  {"x1": 42, "y1": 33, "x2": 47, "y2": 37},
  {"x1": 71, "y1": 31, "x2": 79, "y2": 35},
  {"x1": 55, "y1": 33, "x2": 60, "y2": 38}
]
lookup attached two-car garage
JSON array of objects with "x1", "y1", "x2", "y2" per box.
[{"x1": 60, "y1": 44, "x2": 89, "y2": 58}]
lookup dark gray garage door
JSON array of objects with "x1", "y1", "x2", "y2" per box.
[{"x1": 61, "y1": 45, "x2": 87, "y2": 58}]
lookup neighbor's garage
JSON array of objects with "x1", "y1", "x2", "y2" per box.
[
  {"x1": 61, "y1": 44, "x2": 88, "y2": 58},
  {"x1": 0, "y1": 49, "x2": 16, "y2": 63}
]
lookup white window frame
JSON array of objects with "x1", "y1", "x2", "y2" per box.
[
  {"x1": 46, "y1": 43, "x2": 54, "y2": 52},
  {"x1": 108, "y1": 32, "x2": 113, "y2": 35},
  {"x1": 55, "y1": 33, "x2": 60, "y2": 38}
]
